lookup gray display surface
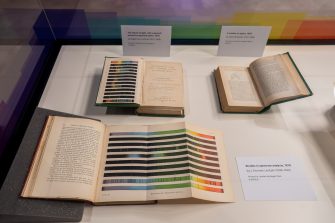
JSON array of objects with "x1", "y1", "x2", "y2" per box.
[{"x1": 0, "y1": 107, "x2": 85, "y2": 222}]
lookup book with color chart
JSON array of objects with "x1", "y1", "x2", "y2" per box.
[
  {"x1": 96, "y1": 57, "x2": 185, "y2": 117},
  {"x1": 21, "y1": 116, "x2": 234, "y2": 204},
  {"x1": 214, "y1": 52, "x2": 312, "y2": 113}
]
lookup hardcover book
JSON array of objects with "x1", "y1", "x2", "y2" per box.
[
  {"x1": 96, "y1": 57, "x2": 185, "y2": 117},
  {"x1": 22, "y1": 116, "x2": 234, "y2": 204},
  {"x1": 214, "y1": 52, "x2": 312, "y2": 113}
]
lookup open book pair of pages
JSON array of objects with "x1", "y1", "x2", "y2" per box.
[
  {"x1": 214, "y1": 52, "x2": 312, "y2": 113},
  {"x1": 96, "y1": 57, "x2": 185, "y2": 117},
  {"x1": 22, "y1": 116, "x2": 234, "y2": 204}
]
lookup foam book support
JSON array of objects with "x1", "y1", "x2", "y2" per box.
[{"x1": 0, "y1": 107, "x2": 84, "y2": 222}]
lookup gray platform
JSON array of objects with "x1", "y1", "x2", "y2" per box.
[{"x1": 0, "y1": 107, "x2": 85, "y2": 222}]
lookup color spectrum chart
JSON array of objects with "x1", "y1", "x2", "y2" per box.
[
  {"x1": 101, "y1": 126, "x2": 224, "y2": 194},
  {"x1": 102, "y1": 59, "x2": 139, "y2": 104}
]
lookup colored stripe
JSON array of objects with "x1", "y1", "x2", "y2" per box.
[
  {"x1": 190, "y1": 169, "x2": 221, "y2": 180},
  {"x1": 106, "y1": 150, "x2": 187, "y2": 159},
  {"x1": 103, "y1": 99, "x2": 134, "y2": 103},
  {"x1": 103, "y1": 96, "x2": 135, "y2": 99},
  {"x1": 102, "y1": 183, "x2": 191, "y2": 191},
  {"x1": 187, "y1": 134, "x2": 215, "y2": 145},
  {"x1": 105, "y1": 163, "x2": 189, "y2": 171},
  {"x1": 104, "y1": 169, "x2": 189, "y2": 177},
  {"x1": 189, "y1": 163, "x2": 220, "y2": 173},
  {"x1": 188, "y1": 157, "x2": 220, "y2": 167},
  {"x1": 110, "y1": 61, "x2": 138, "y2": 64},
  {"x1": 108, "y1": 134, "x2": 185, "y2": 141},
  {"x1": 186, "y1": 129, "x2": 215, "y2": 140},
  {"x1": 192, "y1": 183, "x2": 223, "y2": 193},
  {"x1": 188, "y1": 151, "x2": 218, "y2": 161},
  {"x1": 188, "y1": 145, "x2": 218, "y2": 156},
  {"x1": 107, "y1": 145, "x2": 187, "y2": 153},
  {"x1": 108, "y1": 139, "x2": 186, "y2": 147},
  {"x1": 103, "y1": 176, "x2": 190, "y2": 184},
  {"x1": 190, "y1": 176, "x2": 222, "y2": 187},
  {"x1": 105, "y1": 88, "x2": 135, "y2": 91},
  {"x1": 105, "y1": 156, "x2": 189, "y2": 165},
  {"x1": 187, "y1": 140, "x2": 216, "y2": 150},
  {"x1": 109, "y1": 129, "x2": 185, "y2": 136}
]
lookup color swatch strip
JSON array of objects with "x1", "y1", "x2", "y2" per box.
[
  {"x1": 102, "y1": 59, "x2": 138, "y2": 103},
  {"x1": 102, "y1": 127, "x2": 224, "y2": 193}
]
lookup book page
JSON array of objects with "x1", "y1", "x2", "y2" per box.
[
  {"x1": 96, "y1": 57, "x2": 144, "y2": 105},
  {"x1": 95, "y1": 122, "x2": 191, "y2": 202},
  {"x1": 22, "y1": 116, "x2": 105, "y2": 201},
  {"x1": 249, "y1": 54, "x2": 301, "y2": 106},
  {"x1": 141, "y1": 61, "x2": 184, "y2": 107},
  {"x1": 185, "y1": 123, "x2": 234, "y2": 202},
  {"x1": 217, "y1": 66, "x2": 263, "y2": 107}
]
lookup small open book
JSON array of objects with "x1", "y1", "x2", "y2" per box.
[
  {"x1": 96, "y1": 57, "x2": 185, "y2": 117},
  {"x1": 214, "y1": 53, "x2": 312, "y2": 113},
  {"x1": 22, "y1": 116, "x2": 234, "y2": 204}
]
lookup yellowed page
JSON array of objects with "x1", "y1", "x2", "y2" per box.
[
  {"x1": 22, "y1": 116, "x2": 105, "y2": 201},
  {"x1": 280, "y1": 54, "x2": 310, "y2": 95},
  {"x1": 186, "y1": 123, "x2": 234, "y2": 202},
  {"x1": 249, "y1": 54, "x2": 301, "y2": 106},
  {"x1": 218, "y1": 66, "x2": 263, "y2": 107},
  {"x1": 141, "y1": 61, "x2": 184, "y2": 107},
  {"x1": 96, "y1": 57, "x2": 144, "y2": 105}
]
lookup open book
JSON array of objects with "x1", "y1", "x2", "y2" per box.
[
  {"x1": 22, "y1": 116, "x2": 234, "y2": 204},
  {"x1": 96, "y1": 57, "x2": 184, "y2": 117},
  {"x1": 214, "y1": 53, "x2": 312, "y2": 113}
]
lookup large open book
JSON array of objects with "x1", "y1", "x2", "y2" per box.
[
  {"x1": 22, "y1": 116, "x2": 234, "y2": 204},
  {"x1": 214, "y1": 53, "x2": 312, "y2": 113},
  {"x1": 96, "y1": 57, "x2": 185, "y2": 117}
]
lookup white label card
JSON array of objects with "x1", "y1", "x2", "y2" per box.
[
  {"x1": 218, "y1": 26, "x2": 271, "y2": 57},
  {"x1": 236, "y1": 156, "x2": 316, "y2": 201},
  {"x1": 121, "y1": 25, "x2": 171, "y2": 57}
]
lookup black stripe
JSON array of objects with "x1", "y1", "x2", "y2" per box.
[
  {"x1": 107, "y1": 145, "x2": 187, "y2": 153},
  {"x1": 188, "y1": 151, "x2": 218, "y2": 161},
  {"x1": 107, "y1": 78, "x2": 137, "y2": 82},
  {"x1": 105, "y1": 88, "x2": 135, "y2": 92},
  {"x1": 187, "y1": 134, "x2": 216, "y2": 145},
  {"x1": 187, "y1": 140, "x2": 217, "y2": 150},
  {"x1": 189, "y1": 163, "x2": 220, "y2": 173},
  {"x1": 106, "y1": 81, "x2": 136, "y2": 85},
  {"x1": 108, "y1": 134, "x2": 186, "y2": 141},
  {"x1": 106, "y1": 84, "x2": 136, "y2": 88},
  {"x1": 104, "y1": 169, "x2": 189, "y2": 177},
  {"x1": 104, "y1": 92, "x2": 135, "y2": 96},
  {"x1": 103, "y1": 99, "x2": 134, "y2": 103},
  {"x1": 104, "y1": 163, "x2": 189, "y2": 171},
  {"x1": 108, "y1": 139, "x2": 186, "y2": 147},
  {"x1": 103, "y1": 96, "x2": 135, "y2": 99},
  {"x1": 188, "y1": 145, "x2": 218, "y2": 156},
  {"x1": 189, "y1": 170, "x2": 221, "y2": 180},
  {"x1": 106, "y1": 150, "x2": 187, "y2": 159}
]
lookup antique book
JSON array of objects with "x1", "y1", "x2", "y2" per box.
[
  {"x1": 22, "y1": 116, "x2": 234, "y2": 204},
  {"x1": 214, "y1": 53, "x2": 312, "y2": 113},
  {"x1": 96, "y1": 57, "x2": 185, "y2": 117}
]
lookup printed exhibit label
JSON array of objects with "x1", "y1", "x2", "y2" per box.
[
  {"x1": 218, "y1": 26, "x2": 271, "y2": 57},
  {"x1": 121, "y1": 25, "x2": 171, "y2": 57}
]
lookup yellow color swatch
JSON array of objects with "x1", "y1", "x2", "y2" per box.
[{"x1": 230, "y1": 12, "x2": 305, "y2": 39}]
